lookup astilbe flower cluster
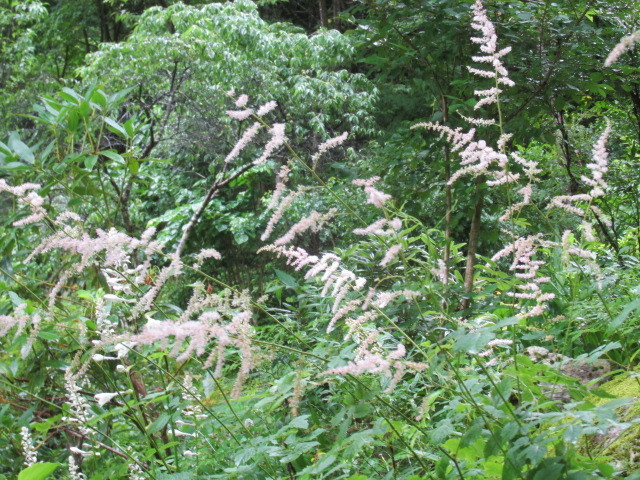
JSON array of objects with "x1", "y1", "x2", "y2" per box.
[
  {"x1": 489, "y1": 116, "x2": 612, "y2": 321},
  {"x1": 1, "y1": 91, "x2": 296, "y2": 435},
  {"x1": 0, "y1": 179, "x2": 46, "y2": 227},
  {"x1": 223, "y1": 92, "x2": 286, "y2": 166},
  {"x1": 417, "y1": 0, "x2": 616, "y2": 323},
  {"x1": 539, "y1": 121, "x2": 612, "y2": 289},
  {"x1": 260, "y1": 168, "x2": 427, "y2": 391},
  {"x1": 0, "y1": 303, "x2": 31, "y2": 342},
  {"x1": 15, "y1": 209, "x2": 164, "y2": 327},
  {"x1": 468, "y1": 0, "x2": 514, "y2": 87},
  {"x1": 547, "y1": 121, "x2": 611, "y2": 228},
  {"x1": 492, "y1": 234, "x2": 555, "y2": 318},
  {"x1": 411, "y1": 0, "x2": 555, "y2": 319},
  {"x1": 605, "y1": 30, "x2": 640, "y2": 67},
  {"x1": 312, "y1": 131, "x2": 349, "y2": 170},
  {"x1": 352, "y1": 176, "x2": 392, "y2": 208},
  {"x1": 67, "y1": 455, "x2": 86, "y2": 480},
  {"x1": 412, "y1": 1, "x2": 519, "y2": 187},
  {"x1": 123, "y1": 287, "x2": 256, "y2": 398}
]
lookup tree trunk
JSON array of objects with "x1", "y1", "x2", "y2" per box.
[
  {"x1": 319, "y1": 0, "x2": 329, "y2": 28},
  {"x1": 461, "y1": 183, "x2": 483, "y2": 311},
  {"x1": 441, "y1": 94, "x2": 452, "y2": 287},
  {"x1": 554, "y1": 108, "x2": 579, "y2": 194}
]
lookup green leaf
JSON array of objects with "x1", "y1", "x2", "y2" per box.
[
  {"x1": 531, "y1": 459, "x2": 563, "y2": 480},
  {"x1": 100, "y1": 150, "x2": 126, "y2": 164},
  {"x1": 280, "y1": 441, "x2": 320, "y2": 463},
  {"x1": 361, "y1": 54, "x2": 388, "y2": 67},
  {"x1": 127, "y1": 157, "x2": 139, "y2": 174},
  {"x1": 91, "y1": 89, "x2": 107, "y2": 108},
  {"x1": 501, "y1": 421, "x2": 520, "y2": 443},
  {"x1": 288, "y1": 414, "x2": 309, "y2": 430},
  {"x1": 522, "y1": 444, "x2": 546, "y2": 464},
  {"x1": 60, "y1": 87, "x2": 83, "y2": 103},
  {"x1": 566, "y1": 473, "x2": 588, "y2": 480},
  {"x1": 17, "y1": 463, "x2": 60, "y2": 480},
  {"x1": 38, "y1": 330, "x2": 59, "y2": 341},
  {"x1": 589, "y1": 387, "x2": 617, "y2": 399},
  {"x1": 610, "y1": 298, "x2": 640, "y2": 329},
  {"x1": 108, "y1": 86, "x2": 136, "y2": 105},
  {"x1": 595, "y1": 463, "x2": 614, "y2": 477},
  {"x1": 460, "y1": 422, "x2": 482, "y2": 448},
  {"x1": 123, "y1": 118, "x2": 136, "y2": 137},
  {"x1": 0, "y1": 161, "x2": 29, "y2": 170},
  {"x1": 430, "y1": 418, "x2": 455, "y2": 444},
  {"x1": 84, "y1": 155, "x2": 98, "y2": 170},
  {"x1": 582, "y1": 342, "x2": 622, "y2": 363},
  {"x1": 275, "y1": 269, "x2": 298, "y2": 288},
  {"x1": 8, "y1": 137, "x2": 34, "y2": 164},
  {"x1": 306, "y1": 453, "x2": 335, "y2": 473},
  {"x1": 435, "y1": 456, "x2": 450, "y2": 477},
  {"x1": 157, "y1": 473, "x2": 194, "y2": 480},
  {"x1": 483, "y1": 433, "x2": 500, "y2": 457},
  {"x1": 146, "y1": 412, "x2": 170, "y2": 434},
  {"x1": 104, "y1": 117, "x2": 127, "y2": 138},
  {"x1": 9, "y1": 291, "x2": 24, "y2": 307},
  {"x1": 453, "y1": 330, "x2": 494, "y2": 354},
  {"x1": 31, "y1": 415, "x2": 62, "y2": 434}
]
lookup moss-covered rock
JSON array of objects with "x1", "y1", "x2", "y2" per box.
[{"x1": 586, "y1": 371, "x2": 640, "y2": 475}]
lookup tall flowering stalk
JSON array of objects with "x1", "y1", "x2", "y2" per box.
[
  {"x1": 259, "y1": 169, "x2": 429, "y2": 391},
  {"x1": 413, "y1": 0, "x2": 526, "y2": 311},
  {"x1": 417, "y1": 0, "x2": 613, "y2": 324},
  {"x1": 20, "y1": 426, "x2": 37, "y2": 466},
  {"x1": 605, "y1": 30, "x2": 640, "y2": 66}
]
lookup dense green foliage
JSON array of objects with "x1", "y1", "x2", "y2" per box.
[{"x1": 1, "y1": 1, "x2": 640, "y2": 479}]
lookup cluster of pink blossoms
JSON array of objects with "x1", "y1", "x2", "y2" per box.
[
  {"x1": 259, "y1": 164, "x2": 427, "y2": 391},
  {"x1": 0, "y1": 179, "x2": 46, "y2": 226},
  {"x1": 492, "y1": 235, "x2": 555, "y2": 318}
]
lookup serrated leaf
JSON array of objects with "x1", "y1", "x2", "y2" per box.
[
  {"x1": 522, "y1": 444, "x2": 546, "y2": 464},
  {"x1": 453, "y1": 330, "x2": 494, "y2": 354},
  {"x1": 146, "y1": 412, "x2": 170, "y2": 434},
  {"x1": 288, "y1": 414, "x2": 309, "y2": 429},
  {"x1": 279, "y1": 441, "x2": 320, "y2": 463},
  {"x1": 501, "y1": 421, "x2": 519, "y2": 443},
  {"x1": 460, "y1": 422, "x2": 482, "y2": 448},
  {"x1": 430, "y1": 418, "x2": 454, "y2": 444}
]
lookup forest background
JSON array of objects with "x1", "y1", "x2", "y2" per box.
[{"x1": 1, "y1": 0, "x2": 640, "y2": 479}]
